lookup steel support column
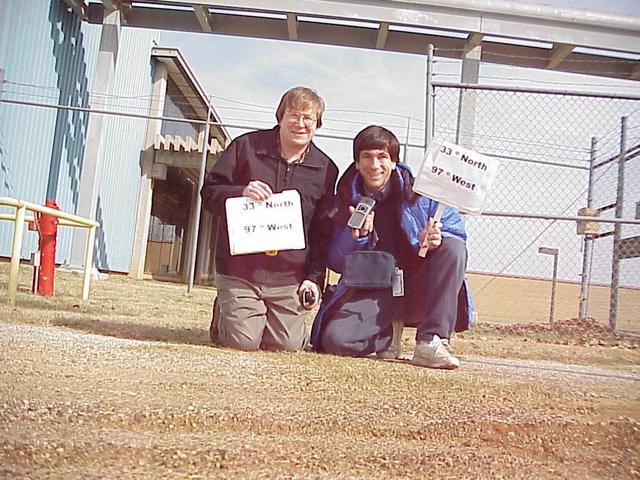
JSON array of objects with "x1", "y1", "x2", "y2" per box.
[
  {"x1": 455, "y1": 40, "x2": 481, "y2": 149},
  {"x1": 609, "y1": 117, "x2": 627, "y2": 330},
  {"x1": 69, "y1": 4, "x2": 121, "y2": 267},
  {"x1": 129, "y1": 61, "x2": 168, "y2": 279}
]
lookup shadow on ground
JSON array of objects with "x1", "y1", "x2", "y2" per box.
[{"x1": 51, "y1": 316, "x2": 210, "y2": 346}]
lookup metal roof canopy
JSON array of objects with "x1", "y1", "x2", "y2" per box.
[
  {"x1": 75, "y1": 0, "x2": 640, "y2": 81},
  {"x1": 151, "y1": 46, "x2": 230, "y2": 184},
  {"x1": 152, "y1": 46, "x2": 229, "y2": 145}
]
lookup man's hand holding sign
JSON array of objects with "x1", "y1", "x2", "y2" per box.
[
  {"x1": 310, "y1": 125, "x2": 478, "y2": 369},
  {"x1": 225, "y1": 189, "x2": 306, "y2": 255},
  {"x1": 242, "y1": 179, "x2": 273, "y2": 201},
  {"x1": 225, "y1": 187, "x2": 320, "y2": 309},
  {"x1": 414, "y1": 141, "x2": 500, "y2": 257},
  {"x1": 200, "y1": 86, "x2": 338, "y2": 353}
]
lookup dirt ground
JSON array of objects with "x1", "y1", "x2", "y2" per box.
[
  {"x1": 1, "y1": 264, "x2": 639, "y2": 479},
  {"x1": 466, "y1": 272, "x2": 640, "y2": 332}
]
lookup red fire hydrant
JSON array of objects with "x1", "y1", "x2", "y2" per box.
[{"x1": 33, "y1": 199, "x2": 60, "y2": 296}]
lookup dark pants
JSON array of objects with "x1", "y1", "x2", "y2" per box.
[{"x1": 320, "y1": 237, "x2": 467, "y2": 356}]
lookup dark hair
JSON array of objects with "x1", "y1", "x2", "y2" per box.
[
  {"x1": 353, "y1": 125, "x2": 400, "y2": 163},
  {"x1": 275, "y1": 86, "x2": 325, "y2": 128}
]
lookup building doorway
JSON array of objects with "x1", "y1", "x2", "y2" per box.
[{"x1": 144, "y1": 167, "x2": 192, "y2": 278}]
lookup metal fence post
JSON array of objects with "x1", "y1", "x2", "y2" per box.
[
  {"x1": 7, "y1": 204, "x2": 26, "y2": 306},
  {"x1": 538, "y1": 247, "x2": 559, "y2": 324},
  {"x1": 0, "y1": 68, "x2": 4, "y2": 105},
  {"x1": 609, "y1": 117, "x2": 627, "y2": 330},
  {"x1": 82, "y1": 225, "x2": 97, "y2": 301},
  {"x1": 0, "y1": 68, "x2": 4, "y2": 125},
  {"x1": 187, "y1": 96, "x2": 212, "y2": 293},
  {"x1": 578, "y1": 137, "x2": 597, "y2": 320},
  {"x1": 424, "y1": 44, "x2": 434, "y2": 152},
  {"x1": 402, "y1": 115, "x2": 410, "y2": 163},
  {"x1": 550, "y1": 251, "x2": 558, "y2": 324}
]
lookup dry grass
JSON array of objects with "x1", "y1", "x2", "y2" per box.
[
  {"x1": 467, "y1": 272, "x2": 640, "y2": 332},
  {"x1": 1, "y1": 263, "x2": 640, "y2": 479}
]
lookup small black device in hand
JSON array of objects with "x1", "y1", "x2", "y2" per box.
[
  {"x1": 300, "y1": 287, "x2": 315, "y2": 309},
  {"x1": 347, "y1": 196, "x2": 376, "y2": 229}
]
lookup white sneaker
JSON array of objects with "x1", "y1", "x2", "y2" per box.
[
  {"x1": 412, "y1": 335, "x2": 460, "y2": 369},
  {"x1": 376, "y1": 321, "x2": 404, "y2": 359}
]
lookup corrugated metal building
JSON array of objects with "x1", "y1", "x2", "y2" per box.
[
  {"x1": 0, "y1": 0, "x2": 101, "y2": 264},
  {"x1": 0, "y1": 0, "x2": 228, "y2": 282}
]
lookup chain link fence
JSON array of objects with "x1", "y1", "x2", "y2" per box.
[
  {"x1": 2, "y1": 77, "x2": 639, "y2": 331},
  {"x1": 430, "y1": 83, "x2": 640, "y2": 331}
]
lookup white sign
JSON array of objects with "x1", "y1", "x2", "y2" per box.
[
  {"x1": 225, "y1": 189, "x2": 305, "y2": 255},
  {"x1": 413, "y1": 140, "x2": 500, "y2": 215}
]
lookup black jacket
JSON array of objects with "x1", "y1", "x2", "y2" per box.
[{"x1": 201, "y1": 127, "x2": 339, "y2": 286}]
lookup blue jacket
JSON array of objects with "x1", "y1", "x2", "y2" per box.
[{"x1": 311, "y1": 163, "x2": 473, "y2": 349}]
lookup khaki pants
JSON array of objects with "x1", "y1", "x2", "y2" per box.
[{"x1": 214, "y1": 274, "x2": 306, "y2": 351}]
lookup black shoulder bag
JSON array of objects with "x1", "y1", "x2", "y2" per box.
[{"x1": 317, "y1": 231, "x2": 398, "y2": 355}]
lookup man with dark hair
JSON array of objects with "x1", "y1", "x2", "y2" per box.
[
  {"x1": 311, "y1": 125, "x2": 472, "y2": 369},
  {"x1": 202, "y1": 86, "x2": 338, "y2": 351}
]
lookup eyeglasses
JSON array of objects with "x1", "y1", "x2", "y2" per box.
[{"x1": 285, "y1": 112, "x2": 317, "y2": 127}]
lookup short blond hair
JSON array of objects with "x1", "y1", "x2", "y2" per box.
[{"x1": 275, "y1": 86, "x2": 325, "y2": 128}]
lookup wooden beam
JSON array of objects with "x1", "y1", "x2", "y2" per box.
[
  {"x1": 465, "y1": 32, "x2": 484, "y2": 52},
  {"x1": 547, "y1": 43, "x2": 575, "y2": 68},
  {"x1": 630, "y1": 62, "x2": 640, "y2": 80},
  {"x1": 155, "y1": 150, "x2": 219, "y2": 170},
  {"x1": 376, "y1": 22, "x2": 389, "y2": 49},
  {"x1": 83, "y1": 3, "x2": 639, "y2": 82},
  {"x1": 63, "y1": 0, "x2": 87, "y2": 19},
  {"x1": 287, "y1": 13, "x2": 298, "y2": 40},
  {"x1": 101, "y1": 0, "x2": 130, "y2": 24},
  {"x1": 194, "y1": 5, "x2": 213, "y2": 33}
]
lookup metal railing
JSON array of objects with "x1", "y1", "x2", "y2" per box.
[{"x1": 0, "y1": 196, "x2": 99, "y2": 305}]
